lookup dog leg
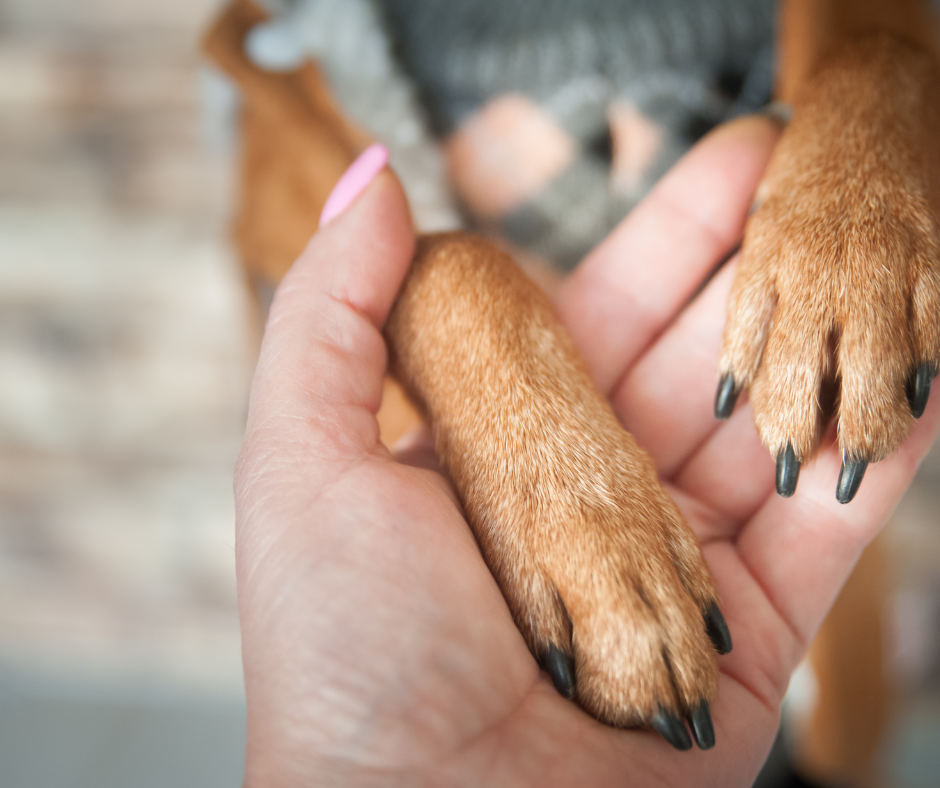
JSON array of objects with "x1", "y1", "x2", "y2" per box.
[
  {"x1": 718, "y1": 1, "x2": 940, "y2": 501},
  {"x1": 387, "y1": 232, "x2": 728, "y2": 748}
]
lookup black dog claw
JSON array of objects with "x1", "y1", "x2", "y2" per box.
[
  {"x1": 714, "y1": 372, "x2": 738, "y2": 419},
  {"x1": 543, "y1": 644, "x2": 576, "y2": 699},
  {"x1": 775, "y1": 443, "x2": 800, "y2": 498},
  {"x1": 704, "y1": 602, "x2": 732, "y2": 655},
  {"x1": 688, "y1": 701, "x2": 716, "y2": 750},
  {"x1": 836, "y1": 457, "x2": 868, "y2": 504},
  {"x1": 907, "y1": 362, "x2": 935, "y2": 419},
  {"x1": 651, "y1": 708, "x2": 693, "y2": 751}
]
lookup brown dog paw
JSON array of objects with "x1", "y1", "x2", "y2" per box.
[
  {"x1": 387, "y1": 233, "x2": 729, "y2": 749},
  {"x1": 718, "y1": 34, "x2": 940, "y2": 501}
]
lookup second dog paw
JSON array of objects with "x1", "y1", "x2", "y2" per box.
[{"x1": 717, "y1": 35, "x2": 940, "y2": 501}]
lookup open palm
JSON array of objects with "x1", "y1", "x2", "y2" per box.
[{"x1": 234, "y1": 117, "x2": 940, "y2": 787}]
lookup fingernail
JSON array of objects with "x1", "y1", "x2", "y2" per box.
[
  {"x1": 689, "y1": 701, "x2": 716, "y2": 750},
  {"x1": 651, "y1": 708, "x2": 693, "y2": 751},
  {"x1": 836, "y1": 457, "x2": 868, "y2": 504},
  {"x1": 319, "y1": 143, "x2": 390, "y2": 228},
  {"x1": 907, "y1": 362, "x2": 935, "y2": 419},
  {"x1": 543, "y1": 643, "x2": 576, "y2": 699},
  {"x1": 704, "y1": 602, "x2": 732, "y2": 655},
  {"x1": 775, "y1": 442, "x2": 800, "y2": 498},
  {"x1": 714, "y1": 372, "x2": 737, "y2": 419}
]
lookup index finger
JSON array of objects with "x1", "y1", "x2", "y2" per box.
[
  {"x1": 736, "y1": 397, "x2": 940, "y2": 647},
  {"x1": 556, "y1": 116, "x2": 781, "y2": 394}
]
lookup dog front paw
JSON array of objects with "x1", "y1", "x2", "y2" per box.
[
  {"x1": 718, "y1": 34, "x2": 940, "y2": 500},
  {"x1": 489, "y1": 453, "x2": 728, "y2": 751},
  {"x1": 387, "y1": 233, "x2": 729, "y2": 748}
]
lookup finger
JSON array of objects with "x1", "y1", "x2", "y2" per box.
[
  {"x1": 672, "y1": 402, "x2": 775, "y2": 527},
  {"x1": 611, "y1": 258, "x2": 738, "y2": 476},
  {"x1": 697, "y1": 543, "x2": 802, "y2": 722},
  {"x1": 735, "y1": 393, "x2": 940, "y2": 647},
  {"x1": 556, "y1": 116, "x2": 780, "y2": 394},
  {"x1": 911, "y1": 265, "x2": 940, "y2": 389},
  {"x1": 247, "y1": 169, "x2": 415, "y2": 459}
]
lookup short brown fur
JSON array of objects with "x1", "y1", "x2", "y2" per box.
[
  {"x1": 721, "y1": 33, "x2": 940, "y2": 463},
  {"x1": 386, "y1": 233, "x2": 718, "y2": 723},
  {"x1": 206, "y1": 0, "x2": 940, "y2": 742}
]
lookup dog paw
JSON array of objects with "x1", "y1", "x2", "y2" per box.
[
  {"x1": 718, "y1": 35, "x2": 940, "y2": 501},
  {"x1": 387, "y1": 233, "x2": 728, "y2": 748},
  {"x1": 492, "y1": 449, "x2": 729, "y2": 750}
]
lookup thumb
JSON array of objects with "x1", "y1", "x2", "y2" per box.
[{"x1": 244, "y1": 147, "x2": 415, "y2": 462}]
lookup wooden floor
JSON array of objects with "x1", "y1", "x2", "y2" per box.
[{"x1": 0, "y1": 1, "x2": 938, "y2": 785}]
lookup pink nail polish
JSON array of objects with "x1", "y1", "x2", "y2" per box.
[{"x1": 319, "y1": 144, "x2": 390, "y2": 228}]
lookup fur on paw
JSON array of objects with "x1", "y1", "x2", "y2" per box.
[
  {"x1": 718, "y1": 35, "x2": 940, "y2": 500},
  {"x1": 387, "y1": 233, "x2": 729, "y2": 749}
]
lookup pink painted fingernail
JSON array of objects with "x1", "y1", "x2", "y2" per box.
[{"x1": 319, "y1": 143, "x2": 390, "y2": 228}]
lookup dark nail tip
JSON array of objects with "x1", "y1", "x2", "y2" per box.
[
  {"x1": 836, "y1": 457, "x2": 868, "y2": 504},
  {"x1": 689, "y1": 702, "x2": 716, "y2": 750},
  {"x1": 907, "y1": 362, "x2": 934, "y2": 419},
  {"x1": 704, "y1": 602, "x2": 732, "y2": 655},
  {"x1": 544, "y1": 644, "x2": 576, "y2": 699},
  {"x1": 651, "y1": 708, "x2": 693, "y2": 751},
  {"x1": 775, "y1": 443, "x2": 800, "y2": 498},
  {"x1": 714, "y1": 373, "x2": 738, "y2": 420}
]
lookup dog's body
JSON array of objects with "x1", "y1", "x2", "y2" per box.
[{"x1": 206, "y1": 0, "x2": 940, "y2": 752}]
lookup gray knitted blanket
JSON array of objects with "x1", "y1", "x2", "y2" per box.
[{"x1": 249, "y1": 0, "x2": 776, "y2": 268}]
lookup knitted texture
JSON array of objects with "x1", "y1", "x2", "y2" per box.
[{"x1": 264, "y1": 0, "x2": 776, "y2": 268}]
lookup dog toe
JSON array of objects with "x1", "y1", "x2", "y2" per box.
[
  {"x1": 720, "y1": 35, "x2": 940, "y2": 494},
  {"x1": 388, "y1": 232, "x2": 726, "y2": 744},
  {"x1": 542, "y1": 643, "x2": 577, "y2": 699},
  {"x1": 907, "y1": 362, "x2": 937, "y2": 419},
  {"x1": 775, "y1": 442, "x2": 800, "y2": 498},
  {"x1": 714, "y1": 371, "x2": 738, "y2": 419},
  {"x1": 833, "y1": 297, "x2": 918, "y2": 501},
  {"x1": 836, "y1": 456, "x2": 869, "y2": 504},
  {"x1": 688, "y1": 700, "x2": 716, "y2": 750},
  {"x1": 550, "y1": 519, "x2": 722, "y2": 736},
  {"x1": 909, "y1": 270, "x2": 940, "y2": 418},
  {"x1": 718, "y1": 233, "x2": 777, "y2": 412},
  {"x1": 747, "y1": 296, "x2": 832, "y2": 477},
  {"x1": 703, "y1": 601, "x2": 732, "y2": 655},
  {"x1": 651, "y1": 708, "x2": 693, "y2": 751}
]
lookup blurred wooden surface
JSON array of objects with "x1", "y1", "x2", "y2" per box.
[{"x1": 0, "y1": 0, "x2": 247, "y2": 690}]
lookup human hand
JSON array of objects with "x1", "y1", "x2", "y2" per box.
[{"x1": 234, "y1": 118, "x2": 940, "y2": 786}]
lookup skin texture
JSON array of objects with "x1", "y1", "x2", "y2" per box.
[{"x1": 234, "y1": 117, "x2": 940, "y2": 786}]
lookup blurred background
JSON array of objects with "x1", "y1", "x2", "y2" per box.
[
  {"x1": 0, "y1": 0, "x2": 248, "y2": 785},
  {"x1": 0, "y1": 1, "x2": 938, "y2": 786}
]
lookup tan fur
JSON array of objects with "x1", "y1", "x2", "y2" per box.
[
  {"x1": 202, "y1": 0, "x2": 366, "y2": 287},
  {"x1": 722, "y1": 33, "x2": 940, "y2": 462},
  {"x1": 386, "y1": 233, "x2": 718, "y2": 722},
  {"x1": 205, "y1": 0, "x2": 940, "y2": 738}
]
